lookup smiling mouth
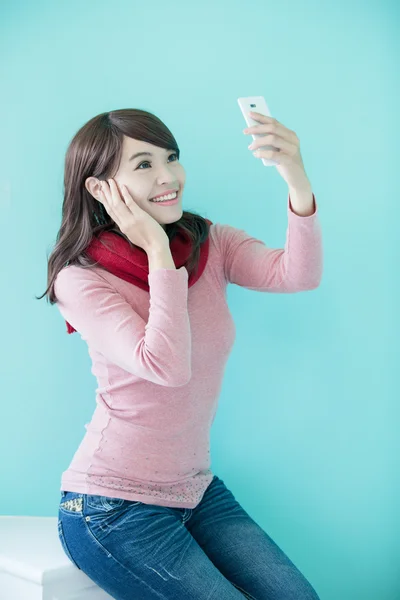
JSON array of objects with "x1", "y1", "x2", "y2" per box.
[{"x1": 149, "y1": 191, "x2": 179, "y2": 203}]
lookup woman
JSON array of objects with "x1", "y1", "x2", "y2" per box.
[{"x1": 38, "y1": 108, "x2": 322, "y2": 599}]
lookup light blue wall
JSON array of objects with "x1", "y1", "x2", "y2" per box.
[{"x1": 1, "y1": 1, "x2": 398, "y2": 598}]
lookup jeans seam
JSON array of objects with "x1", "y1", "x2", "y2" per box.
[{"x1": 58, "y1": 519, "x2": 81, "y2": 569}]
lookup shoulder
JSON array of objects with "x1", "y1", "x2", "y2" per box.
[
  {"x1": 54, "y1": 264, "x2": 109, "y2": 299},
  {"x1": 208, "y1": 221, "x2": 250, "y2": 250}
]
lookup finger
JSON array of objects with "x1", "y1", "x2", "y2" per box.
[
  {"x1": 248, "y1": 114, "x2": 286, "y2": 134},
  {"x1": 107, "y1": 180, "x2": 139, "y2": 230},
  {"x1": 248, "y1": 112, "x2": 275, "y2": 124},
  {"x1": 120, "y1": 184, "x2": 140, "y2": 212},
  {"x1": 108, "y1": 178, "x2": 130, "y2": 209},
  {"x1": 99, "y1": 180, "x2": 111, "y2": 205},
  {"x1": 254, "y1": 148, "x2": 290, "y2": 163},
  {"x1": 245, "y1": 122, "x2": 297, "y2": 144},
  {"x1": 107, "y1": 178, "x2": 121, "y2": 207},
  {"x1": 251, "y1": 135, "x2": 297, "y2": 154},
  {"x1": 98, "y1": 181, "x2": 119, "y2": 221}
]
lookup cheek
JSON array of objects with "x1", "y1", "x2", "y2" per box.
[{"x1": 124, "y1": 183, "x2": 149, "y2": 206}]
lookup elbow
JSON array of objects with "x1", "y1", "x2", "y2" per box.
[
  {"x1": 279, "y1": 271, "x2": 322, "y2": 293},
  {"x1": 165, "y1": 359, "x2": 192, "y2": 387},
  {"x1": 297, "y1": 272, "x2": 323, "y2": 291},
  {"x1": 288, "y1": 280, "x2": 321, "y2": 293},
  {"x1": 309, "y1": 274, "x2": 323, "y2": 290},
  {"x1": 305, "y1": 279, "x2": 322, "y2": 291},
  {"x1": 143, "y1": 345, "x2": 191, "y2": 387},
  {"x1": 168, "y1": 369, "x2": 192, "y2": 387}
]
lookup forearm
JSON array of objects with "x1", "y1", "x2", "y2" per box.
[
  {"x1": 288, "y1": 184, "x2": 315, "y2": 217},
  {"x1": 147, "y1": 245, "x2": 176, "y2": 273}
]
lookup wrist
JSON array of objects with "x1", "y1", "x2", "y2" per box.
[{"x1": 146, "y1": 242, "x2": 170, "y2": 255}]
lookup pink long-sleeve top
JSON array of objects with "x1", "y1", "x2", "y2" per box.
[{"x1": 55, "y1": 194, "x2": 322, "y2": 509}]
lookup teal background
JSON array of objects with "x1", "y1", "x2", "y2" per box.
[{"x1": 1, "y1": 1, "x2": 398, "y2": 598}]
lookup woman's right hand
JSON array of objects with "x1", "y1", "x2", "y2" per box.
[{"x1": 98, "y1": 178, "x2": 170, "y2": 252}]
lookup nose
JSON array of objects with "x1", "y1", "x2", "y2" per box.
[{"x1": 157, "y1": 170, "x2": 178, "y2": 185}]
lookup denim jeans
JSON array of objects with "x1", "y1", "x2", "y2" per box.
[{"x1": 57, "y1": 474, "x2": 320, "y2": 600}]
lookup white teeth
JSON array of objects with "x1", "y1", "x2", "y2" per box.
[{"x1": 150, "y1": 192, "x2": 178, "y2": 202}]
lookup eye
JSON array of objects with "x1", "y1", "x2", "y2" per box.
[{"x1": 137, "y1": 153, "x2": 178, "y2": 170}]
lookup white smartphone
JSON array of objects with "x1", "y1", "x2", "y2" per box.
[{"x1": 237, "y1": 96, "x2": 280, "y2": 167}]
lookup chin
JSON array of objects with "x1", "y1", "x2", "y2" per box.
[{"x1": 161, "y1": 208, "x2": 183, "y2": 223}]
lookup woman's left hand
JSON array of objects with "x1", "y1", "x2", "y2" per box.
[{"x1": 244, "y1": 111, "x2": 311, "y2": 190}]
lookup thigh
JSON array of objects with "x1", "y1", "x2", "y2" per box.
[
  {"x1": 186, "y1": 476, "x2": 321, "y2": 600},
  {"x1": 58, "y1": 490, "x2": 246, "y2": 600}
]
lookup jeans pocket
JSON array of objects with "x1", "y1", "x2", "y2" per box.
[
  {"x1": 59, "y1": 496, "x2": 83, "y2": 513},
  {"x1": 57, "y1": 519, "x2": 81, "y2": 570}
]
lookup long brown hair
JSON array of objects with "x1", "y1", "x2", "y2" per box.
[{"x1": 36, "y1": 108, "x2": 210, "y2": 305}]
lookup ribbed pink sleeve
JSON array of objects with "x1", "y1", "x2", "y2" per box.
[
  {"x1": 54, "y1": 265, "x2": 191, "y2": 386},
  {"x1": 212, "y1": 193, "x2": 322, "y2": 292}
]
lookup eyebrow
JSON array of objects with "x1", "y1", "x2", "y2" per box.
[{"x1": 128, "y1": 148, "x2": 175, "y2": 162}]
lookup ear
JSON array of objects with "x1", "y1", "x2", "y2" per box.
[{"x1": 85, "y1": 177, "x2": 102, "y2": 200}]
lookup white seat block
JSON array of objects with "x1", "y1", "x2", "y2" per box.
[{"x1": 0, "y1": 516, "x2": 114, "y2": 599}]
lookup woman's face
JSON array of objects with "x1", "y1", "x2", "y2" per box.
[{"x1": 94, "y1": 135, "x2": 185, "y2": 230}]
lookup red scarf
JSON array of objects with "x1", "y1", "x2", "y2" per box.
[{"x1": 66, "y1": 220, "x2": 213, "y2": 334}]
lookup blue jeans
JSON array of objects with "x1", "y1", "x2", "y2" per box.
[{"x1": 58, "y1": 474, "x2": 320, "y2": 599}]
